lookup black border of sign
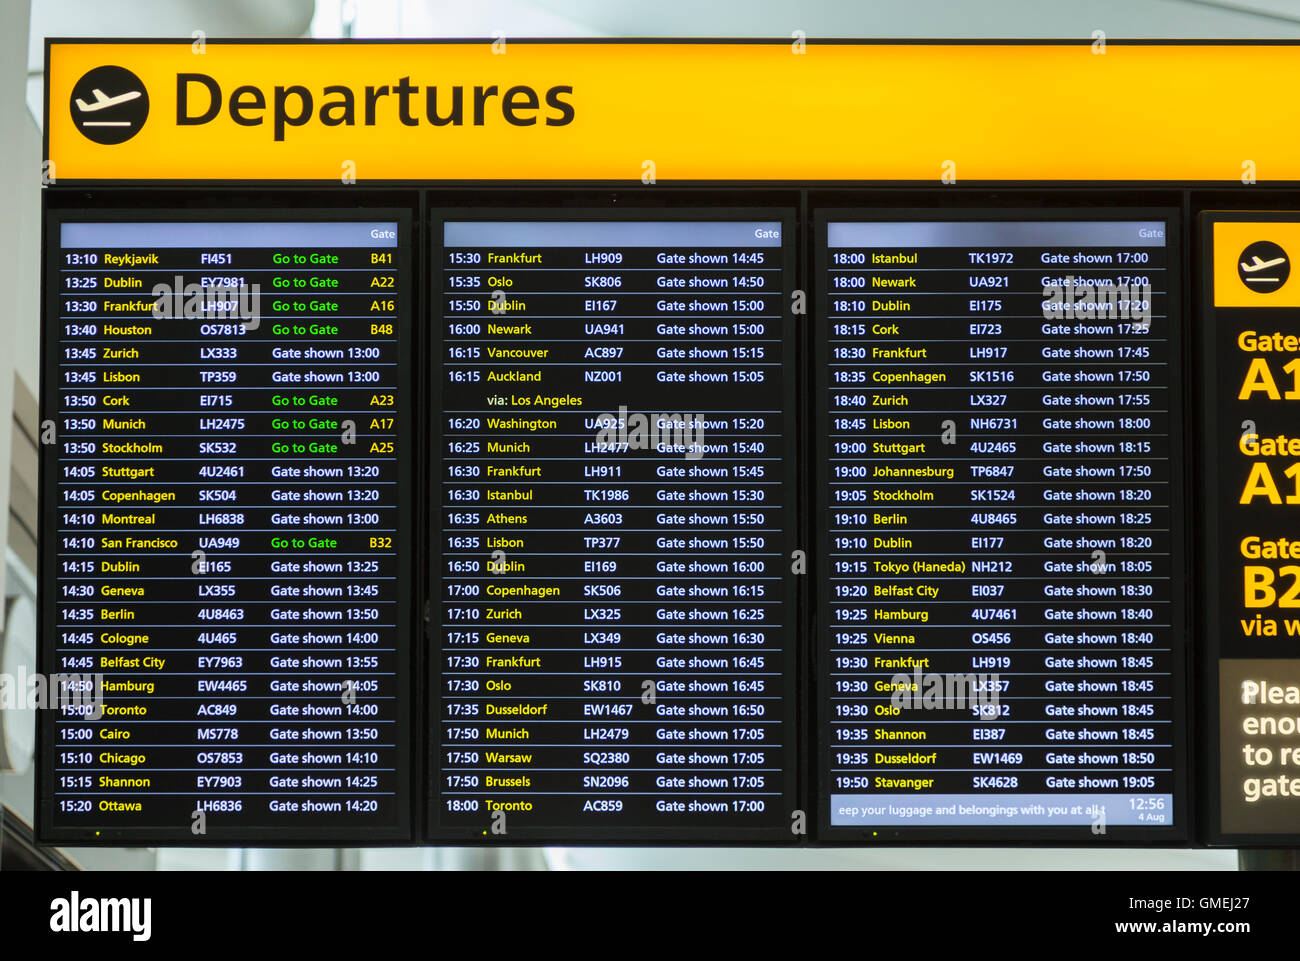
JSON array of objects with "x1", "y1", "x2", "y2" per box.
[
  {"x1": 33, "y1": 187, "x2": 1224, "y2": 850},
  {"x1": 812, "y1": 205, "x2": 1191, "y2": 845},
  {"x1": 423, "y1": 202, "x2": 802, "y2": 845},
  {"x1": 37, "y1": 200, "x2": 419, "y2": 847}
]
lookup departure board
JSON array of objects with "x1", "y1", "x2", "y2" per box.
[
  {"x1": 40, "y1": 213, "x2": 414, "y2": 843},
  {"x1": 41, "y1": 38, "x2": 1300, "y2": 853},
  {"x1": 815, "y1": 215, "x2": 1186, "y2": 840},
  {"x1": 429, "y1": 215, "x2": 799, "y2": 841}
]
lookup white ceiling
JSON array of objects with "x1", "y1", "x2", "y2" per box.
[
  {"x1": 28, "y1": 0, "x2": 315, "y2": 70},
  {"x1": 25, "y1": 0, "x2": 1300, "y2": 129},
  {"x1": 317, "y1": 0, "x2": 1300, "y2": 38}
]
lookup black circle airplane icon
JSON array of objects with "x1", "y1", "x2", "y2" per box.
[
  {"x1": 70, "y1": 65, "x2": 149, "y2": 144},
  {"x1": 1238, "y1": 240, "x2": 1290, "y2": 292}
]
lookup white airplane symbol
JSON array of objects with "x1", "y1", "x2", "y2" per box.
[
  {"x1": 75, "y1": 88, "x2": 142, "y2": 113},
  {"x1": 1241, "y1": 255, "x2": 1287, "y2": 273}
]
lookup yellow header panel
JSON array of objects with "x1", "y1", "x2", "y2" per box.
[
  {"x1": 1213, "y1": 220, "x2": 1300, "y2": 307},
  {"x1": 46, "y1": 41, "x2": 1300, "y2": 182}
]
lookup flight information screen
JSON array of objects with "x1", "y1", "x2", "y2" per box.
[
  {"x1": 815, "y1": 215, "x2": 1186, "y2": 840},
  {"x1": 36, "y1": 202, "x2": 1202, "y2": 847},
  {"x1": 429, "y1": 215, "x2": 799, "y2": 841},
  {"x1": 41, "y1": 213, "x2": 414, "y2": 843}
]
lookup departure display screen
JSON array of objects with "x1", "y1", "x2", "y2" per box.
[
  {"x1": 815, "y1": 215, "x2": 1186, "y2": 840},
  {"x1": 35, "y1": 201, "x2": 1204, "y2": 846},
  {"x1": 428, "y1": 214, "x2": 799, "y2": 841},
  {"x1": 40, "y1": 213, "x2": 414, "y2": 843}
]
